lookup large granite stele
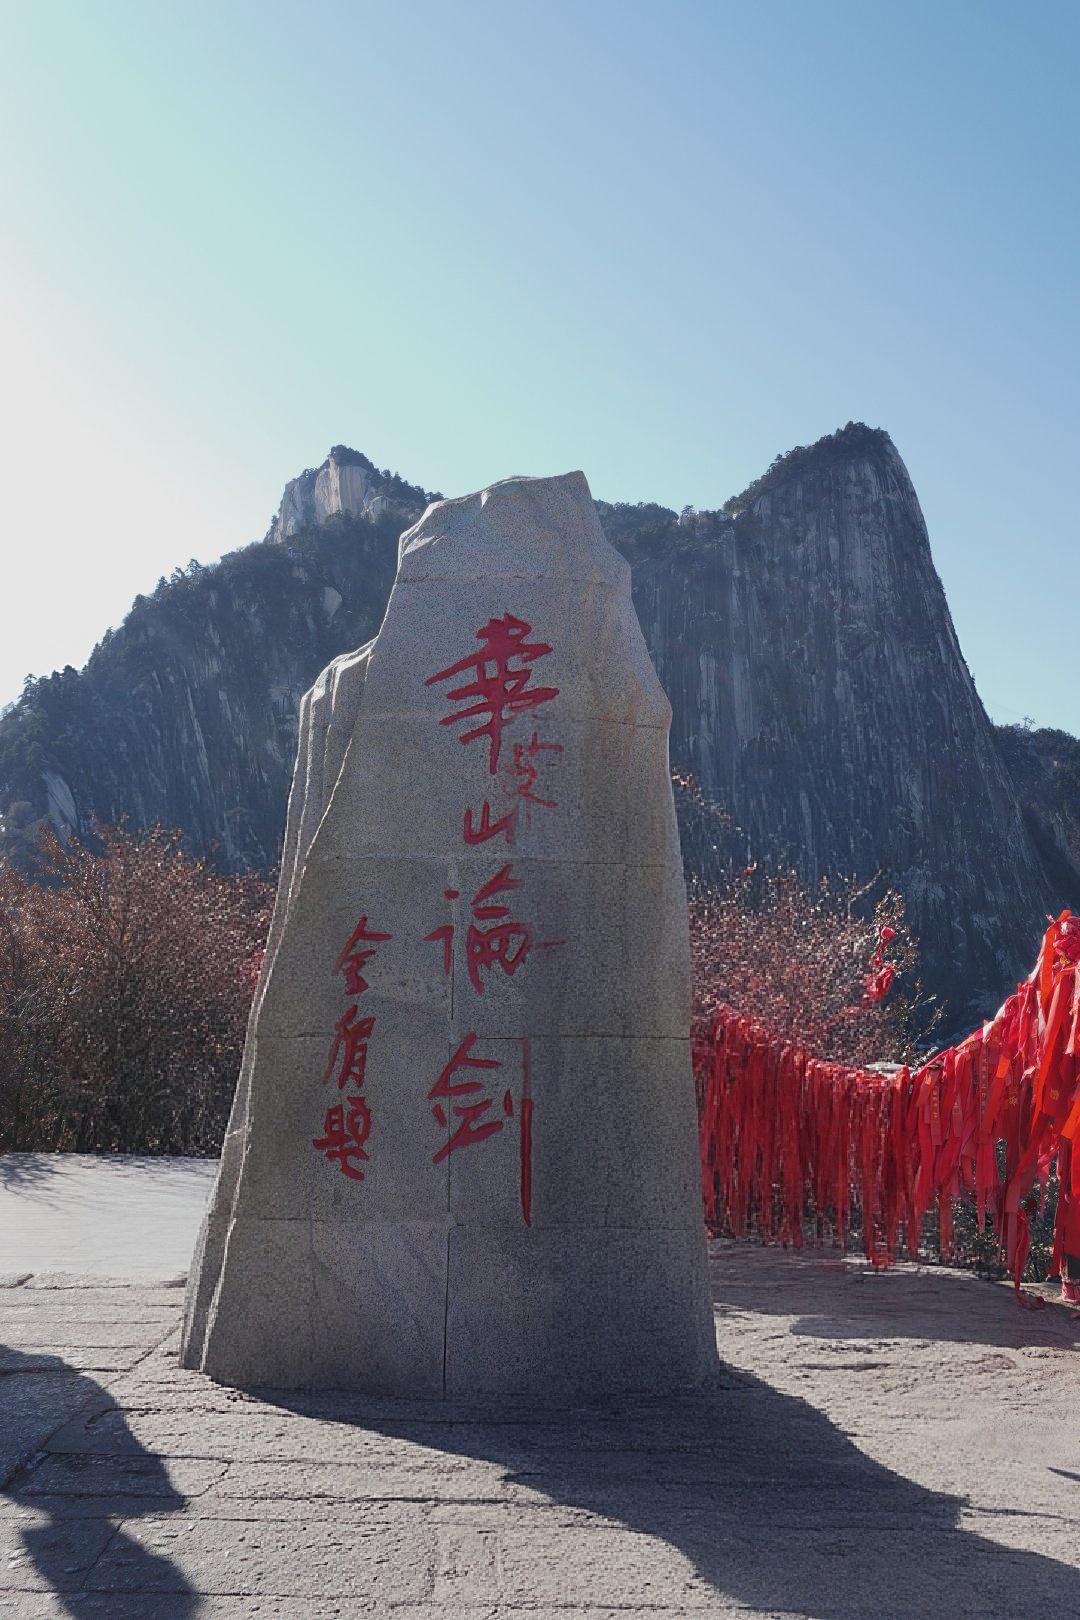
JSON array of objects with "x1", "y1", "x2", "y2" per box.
[{"x1": 181, "y1": 470, "x2": 717, "y2": 1397}]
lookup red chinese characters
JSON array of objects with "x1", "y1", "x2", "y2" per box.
[
  {"x1": 423, "y1": 863, "x2": 561, "y2": 995},
  {"x1": 334, "y1": 916, "x2": 391, "y2": 995},
  {"x1": 427, "y1": 1032, "x2": 534, "y2": 1225},
  {"x1": 425, "y1": 613, "x2": 559, "y2": 774},
  {"x1": 423, "y1": 612, "x2": 566, "y2": 1225},
  {"x1": 312, "y1": 916, "x2": 391, "y2": 1180},
  {"x1": 322, "y1": 1007, "x2": 376, "y2": 1090},
  {"x1": 311, "y1": 1098, "x2": 372, "y2": 1181},
  {"x1": 510, "y1": 731, "x2": 562, "y2": 820},
  {"x1": 462, "y1": 732, "x2": 564, "y2": 848},
  {"x1": 427, "y1": 1032, "x2": 502, "y2": 1160}
]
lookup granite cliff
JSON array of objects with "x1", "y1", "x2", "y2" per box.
[
  {"x1": 994, "y1": 723, "x2": 1080, "y2": 917},
  {"x1": 1, "y1": 429, "x2": 1074, "y2": 1024},
  {"x1": 0, "y1": 451, "x2": 428, "y2": 870}
]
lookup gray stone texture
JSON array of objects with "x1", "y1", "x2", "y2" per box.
[
  {"x1": 3, "y1": 1250, "x2": 1080, "y2": 1614},
  {"x1": 180, "y1": 472, "x2": 715, "y2": 1396},
  {"x1": 9, "y1": 426, "x2": 1077, "y2": 1031}
]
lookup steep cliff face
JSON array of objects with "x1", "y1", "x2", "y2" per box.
[
  {"x1": 1, "y1": 425, "x2": 1074, "y2": 1023},
  {"x1": 0, "y1": 511, "x2": 407, "y2": 870},
  {"x1": 625, "y1": 428, "x2": 1057, "y2": 1017},
  {"x1": 995, "y1": 724, "x2": 1080, "y2": 915}
]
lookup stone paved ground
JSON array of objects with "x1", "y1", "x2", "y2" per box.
[{"x1": 0, "y1": 1244, "x2": 1078, "y2": 1618}]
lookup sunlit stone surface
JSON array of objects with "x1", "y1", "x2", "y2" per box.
[{"x1": 181, "y1": 471, "x2": 715, "y2": 1395}]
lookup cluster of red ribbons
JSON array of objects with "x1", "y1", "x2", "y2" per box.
[{"x1": 697, "y1": 911, "x2": 1080, "y2": 1305}]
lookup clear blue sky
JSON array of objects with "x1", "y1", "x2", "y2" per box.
[{"x1": 1, "y1": 0, "x2": 1077, "y2": 732}]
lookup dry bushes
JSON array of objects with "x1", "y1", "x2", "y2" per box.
[
  {"x1": 0, "y1": 825, "x2": 273, "y2": 1155},
  {"x1": 677, "y1": 773, "x2": 937, "y2": 1067},
  {"x1": 0, "y1": 778, "x2": 936, "y2": 1157}
]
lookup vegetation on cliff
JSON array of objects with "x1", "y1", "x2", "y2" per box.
[
  {"x1": 720, "y1": 421, "x2": 892, "y2": 514},
  {"x1": 1, "y1": 425, "x2": 1076, "y2": 1026}
]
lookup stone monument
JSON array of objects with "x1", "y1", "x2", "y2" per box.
[{"x1": 181, "y1": 471, "x2": 717, "y2": 1396}]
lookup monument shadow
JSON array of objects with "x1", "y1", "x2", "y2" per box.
[{"x1": 261, "y1": 1300, "x2": 1080, "y2": 1616}]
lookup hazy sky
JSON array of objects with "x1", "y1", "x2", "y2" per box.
[{"x1": 1, "y1": 1, "x2": 1077, "y2": 731}]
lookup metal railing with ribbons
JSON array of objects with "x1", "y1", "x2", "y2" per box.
[{"x1": 696, "y1": 911, "x2": 1080, "y2": 1306}]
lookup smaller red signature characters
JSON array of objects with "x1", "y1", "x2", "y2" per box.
[
  {"x1": 314, "y1": 913, "x2": 391, "y2": 1181},
  {"x1": 312, "y1": 1096, "x2": 371, "y2": 1181},
  {"x1": 425, "y1": 613, "x2": 559, "y2": 775},
  {"x1": 335, "y1": 916, "x2": 392, "y2": 995},
  {"x1": 322, "y1": 1006, "x2": 376, "y2": 1090},
  {"x1": 428, "y1": 1033, "x2": 533, "y2": 1223},
  {"x1": 424, "y1": 863, "x2": 561, "y2": 994}
]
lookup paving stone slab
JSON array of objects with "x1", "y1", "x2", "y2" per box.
[
  {"x1": 0, "y1": 1347, "x2": 163, "y2": 1374},
  {"x1": 211, "y1": 1456, "x2": 523, "y2": 1501},
  {"x1": 43, "y1": 1402, "x2": 784, "y2": 1459},
  {"x1": 0, "y1": 1300, "x2": 182, "y2": 1323},
  {"x1": 201, "y1": 1442, "x2": 875, "y2": 1503},
  {"x1": 0, "y1": 1321, "x2": 176, "y2": 1350},
  {"x1": 0, "y1": 1487, "x2": 963, "y2": 1533},
  {"x1": 0, "y1": 1514, "x2": 117, "y2": 1593},
  {"x1": 0, "y1": 1373, "x2": 111, "y2": 1490},
  {"x1": 431, "y1": 1519, "x2": 1080, "y2": 1616},
  {"x1": 84, "y1": 1517, "x2": 435, "y2": 1601},
  {"x1": 2, "y1": 1245, "x2": 1079, "y2": 1615},
  {"x1": 22, "y1": 1274, "x2": 187, "y2": 1291},
  {"x1": 0, "y1": 1497, "x2": 432, "y2": 1528},
  {"x1": 20, "y1": 1452, "x2": 228, "y2": 1500},
  {"x1": 44, "y1": 1410, "x2": 498, "y2": 1467},
  {"x1": 0, "y1": 1601, "x2": 801, "y2": 1619}
]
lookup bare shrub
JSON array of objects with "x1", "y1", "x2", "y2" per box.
[
  {"x1": 678, "y1": 773, "x2": 938, "y2": 1067},
  {"x1": 0, "y1": 825, "x2": 274, "y2": 1155}
]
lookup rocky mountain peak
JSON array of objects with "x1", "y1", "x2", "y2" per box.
[
  {"x1": 267, "y1": 446, "x2": 431, "y2": 542},
  {"x1": 721, "y1": 422, "x2": 898, "y2": 516},
  {"x1": 2, "y1": 424, "x2": 1076, "y2": 1027}
]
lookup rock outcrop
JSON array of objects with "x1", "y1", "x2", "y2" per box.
[
  {"x1": 0, "y1": 506, "x2": 410, "y2": 870},
  {"x1": 182, "y1": 472, "x2": 715, "y2": 1396},
  {"x1": 1, "y1": 424, "x2": 1074, "y2": 1025},
  {"x1": 624, "y1": 426, "x2": 1058, "y2": 1020},
  {"x1": 269, "y1": 446, "x2": 428, "y2": 540},
  {"x1": 995, "y1": 724, "x2": 1080, "y2": 917}
]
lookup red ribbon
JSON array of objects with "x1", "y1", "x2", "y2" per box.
[{"x1": 697, "y1": 911, "x2": 1080, "y2": 1305}]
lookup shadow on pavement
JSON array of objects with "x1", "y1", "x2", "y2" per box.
[
  {"x1": 0, "y1": 1347, "x2": 198, "y2": 1616},
  {"x1": 0, "y1": 1153, "x2": 68, "y2": 1191},
  {"x1": 710, "y1": 1251, "x2": 1080, "y2": 1350},
  {"x1": 267, "y1": 1367, "x2": 1080, "y2": 1616}
]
